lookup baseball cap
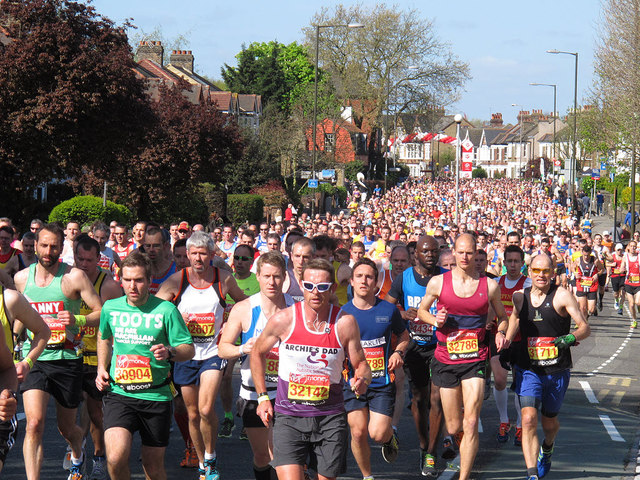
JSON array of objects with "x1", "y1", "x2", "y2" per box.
[
  {"x1": 616, "y1": 243, "x2": 624, "y2": 250},
  {"x1": 178, "y1": 221, "x2": 190, "y2": 231},
  {"x1": 603, "y1": 230, "x2": 610, "y2": 236}
]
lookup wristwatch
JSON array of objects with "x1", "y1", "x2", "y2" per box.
[
  {"x1": 167, "y1": 347, "x2": 176, "y2": 361},
  {"x1": 393, "y1": 350, "x2": 405, "y2": 359}
]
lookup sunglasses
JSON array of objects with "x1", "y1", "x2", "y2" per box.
[
  {"x1": 302, "y1": 281, "x2": 332, "y2": 293},
  {"x1": 234, "y1": 255, "x2": 252, "y2": 262},
  {"x1": 530, "y1": 267, "x2": 553, "y2": 275},
  {"x1": 178, "y1": 229, "x2": 189, "y2": 233}
]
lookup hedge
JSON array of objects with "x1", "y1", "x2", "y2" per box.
[
  {"x1": 49, "y1": 196, "x2": 132, "y2": 226},
  {"x1": 227, "y1": 194, "x2": 264, "y2": 225}
]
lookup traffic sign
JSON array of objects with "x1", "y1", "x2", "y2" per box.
[
  {"x1": 308, "y1": 179, "x2": 318, "y2": 188},
  {"x1": 600, "y1": 161, "x2": 607, "y2": 170},
  {"x1": 591, "y1": 169, "x2": 600, "y2": 180}
]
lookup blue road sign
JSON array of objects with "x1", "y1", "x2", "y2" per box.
[
  {"x1": 308, "y1": 179, "x2": 318, "y2": 188},
  {"x1": 592, "y1": 169, "x2": 600, "y2": 179}
]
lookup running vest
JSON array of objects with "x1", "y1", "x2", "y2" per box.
[
  {"x1": 576, "y1": 257, "x2": 598, "y2": 293},
  {"x1": 556, "y1": 241, "x2": 568, "y2": 266},
  {"x1": 0, "y1": 287, "x2": 12, "y2": 354},
  {"x1": 333, "y1": 261, "x2": 349, "y2": 306},
  {"x1": 625, "y1": 253, "x2": 640, "y2": 286},
  {"x1": 489, "y1": 249, "x2": 501, "y2": 271},
  {"x1": 611, "y1": 254, "x2": 624, "y2": 278},
  {"x1": 23, "y1": 262, "x2": 81, "y2": 361},
  {"x1": 98, "y1": 248, "x2": 117, "y2": 271},
  {"x1": 80, "y1": 271, "x2": 108, "y2": 366},
  {"x1": 173, "y1": 268, "x2": 226, "y2": 360},
  {"x1": 275, "y1": 303, "x2": 344, "y2": 417},
  {"x1": 285, "y1": 266, "x2": 304, "y2": 303},
  {"x1": 517, "y1": 285, "x2": 572, "y2": 374},
  {"x1": 0, "y1": 248, "x2": 18, "y2": 270},
  {"x1": 218, "y1": 241, "x2": 237, "y2": 265},
  {"x1": 113, "y1": 242, "x2": 135, "y2": 261},
  {"x1": 402, "y1": 267, "x2": 437, "y2": 347},
  {"x1": 341, "y1": 298, "x2": 405, "y2": 388},
  {"x1": 149, "y1": 262, "x2": 176, "y2": 295},
  {"x1": 240, "y1": 293, "x2": 295, "y2": 401},
  {"x1": 376, "y1": 269, "x2": 393, "y2": 300},
  {"x1": 435, "y1": 271, "x2": 489, "y2": 364}
]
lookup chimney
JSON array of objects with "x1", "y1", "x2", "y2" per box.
[
  {"x1": 490, "y1": 113, "x2": 503, "y2": 127},
  {"x1": 136, "y1": 40, "x2": 164, "y2": 66},
  {"x1": 170, "y1": 50, "x2": 194, "y2": 73}
]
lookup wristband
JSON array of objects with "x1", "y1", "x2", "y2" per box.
[
  {"x1": 75, "y1": 315, "x2": 87, "y2": 327},
  {"x1": 238, "y1": 344, "x2": 244, "y2": 356},
  {"x1": 24, "y1": 357, "x2": 33, "y2": 369},
  {"x1": 257, "y1": 394, "x2": 270, "y2": 405},
  {"x1": 393, "y1": 350, "x2": 405, "y2": 359},
  {"x1": 498, "y1": 330, "x2": 507, "y2": 336}
]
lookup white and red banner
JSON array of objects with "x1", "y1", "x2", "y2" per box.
[{"x1": 460, "y1": 138, "x2": 473, "y2": 178}]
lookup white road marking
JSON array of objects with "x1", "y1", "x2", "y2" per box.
[
  {"x1": 589, "y1": 305, "x2": 635, "y2": 375},
  {"x1": 599, "y1": 415, "x2": 624, "y2": 442},
  {"x1": 579, "y1": 381, "x2": 599, "y2": 404}
]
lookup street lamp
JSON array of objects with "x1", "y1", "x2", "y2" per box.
[
  {"x1": 530, "y1": 82, "x2": 557, "y2": 178},
  {"x1": 511, "y1": 104, "x2": 524, "y2": 178},
  {"x1": 547, "y1": 49, "x2": 578, "y2": 201},
  {"x1": 454, "y1": 114, "x2": 463, "y2": 225},
  {"x1": 311, "y1": 22, "x2": 364, "y2": 196}
]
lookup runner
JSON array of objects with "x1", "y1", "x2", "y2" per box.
[
  {"x1": 218, "y1": 225, "x2": 237, "y2": 265},
  {"x1": 173, "y1": 239, "x2": 191, "y2": 271},
  {"x1": 342, "y1": 258, "x2": 410, "y2": 479},
  {"x1": 131, "y1": 221, "x2": 147, "y2": 249},
  {"x1": 0, "y1": 227, "x2": 19, "y2": 277},
  {"x1": 18, "y1": 232, "x2": 38, "y2": 270},
  {"x1": 621, "y1": 240, "x2": 640, "y2": 328},
  {"x1": 112, "y1": 224, "x2": 135, "y2": 263},
  {"x1": 96, "y1": 250, "x2": 194, "y2": 480},
  {"x1": 91, "y1": 223, "x2": 122, "y2": 274},
  {"x1": 73, "y1": 236, "x2": 122, "y2": 480},
  {"x1": 574, "y1": 245, "x2": 603, "y2": 320},
  {"x1": 143, "y1": 227, "x2": 176, "y2": 295},
  {"x1": 251, "y1": 258, "x2": 372, "y2": 480},
  {"x1": 608, "y1": 243, "x2": 625, "y2": 314},
  {"x1": 156, "y1": 231, "x2": 246, "y2": 480},
  {"x1": 417, "y1": 233, "x2": 509, "y2": 480},
  {"x1": 385, "y1": 236, "x2": 445, "y2": 476},
  {"x1": 0, "y1": 324, "x2": 18, "y2": 473},
  {"x1": 377, "y1": 244, "x2": 410, "y2": 301},
  {"x1": 507, "y1": 254, "x2": 590, "y2": 480},
  {"x1": 218, "y1": 251, "x2": 294, "y2": 480},
  {"x1": 282, "y1": 237, "x2": 314, "y2": 303},
  {"x1": 60, "y1": 221, "x2": 80, "y2": 266},
  {"x1": 14, "y1": 223, "x2": 102, "y2": 480}
]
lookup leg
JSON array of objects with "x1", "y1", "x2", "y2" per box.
[
  {"x1": 458, "y1": 377, "x2": 484, "y2": 480},
  {"x1": 220, "y1": 357, "x2": 237, "y2": 430},
  {"x1": 426, "y1": 383, "x2": 443, "y2": 454},
  {"x1": 181, "y1": 384, "x2": 204, "y2": 463},
  {"x1": 438, "y1": 386, "x2": 463, "y2": 437},
  {"x1": 141, "y1": 445, "x2": 167, "y2": 480},
  {"x1": 587, "y1": 298, "x2": 596, "y2": 316},
  {"x1": 86, "y1": 395, "x2": 105, "y2": 456},
  {"x1": 409, "y1": 383, "x2": 429, "y2": 449},
  {"x1": 197, "y1": 369, "x2": 224, "y2": 456},
  {"x1": 540, "y1": 414, "x2": 560, "y2": 448},
  {"x1": 104, "y1": 427, "x2": 133, "y2": 480},
  {"x1": 368, "y1": 410, "x2": 394, "y2": 443},
  {"x1": 55, "y1": 402, "x2": 85, "y2": 460},
  {"x1": 577, "y1": 295, "x2": 587, "y2": 319},
  {"x1": 391, "y1": 367, "x2": 406, "y2": 429},
  {"x1": 490, "y1": 356, "x2": 509, "y2": 423},
  {"x1": 275, "y1": 464, "x2": 305, "y2": 480},
  {"x1": 626, "y1": 291, "x2": 636, "y2": 320},
  {"x1": 520, "y1": 406, "x2": 539, "y2": 470},
  {"x1": 22, "y1": 389, "x2": 49, "y2": 480},
  {"x1": 347, "y1": 408, "x2": 372, "y2": 477},
  {"x1": 246, "y1": 427, "x2": 273, "y2": 468}
]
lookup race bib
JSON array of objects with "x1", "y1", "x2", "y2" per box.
[
  {"x1": 581, "y1": 278, "x2": 593, "y2": 287},
  {"x1": 446, "y1": 330, "x2": 479, "y2": 360},
  {"x1": 527, "y1": 337, "x2": 558, "y2": 365},
  {"x1": 409, "y1": 320, "x2": 434, "y2": 342},
  {"x1": 81, "y1": 325, "x2": 97, "y2": 338},
  {"x1": 114, "y1": 354, "x2": 153, "y2": 391},
  {"x1": 46, "y1": 319, "x2": 66, "y2": 350},
  {"x1": 288, "y1": 373, "x2": 330, "y2": 404},
  {"x1": 364, "y1": 346, "x2": 385, "y2": 378},
  {"x1": 265, "y1": 348, "x2": 279, "y2": 384},
  {"x1": 629, "y1": 274, "x2": 640, "y2": 283},
  {"x1": 186, "y1": 313, "x2": 216, "y2": 343}
]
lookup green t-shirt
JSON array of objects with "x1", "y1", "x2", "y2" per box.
[
  {"x1": 100, "y1": 295, "x2": 192, "y2": 402},
  {"x1": 225, "y1": 273, "x2": 260, "y2": 306}
]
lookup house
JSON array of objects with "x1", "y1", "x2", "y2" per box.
[{"x1": 305, "y1": 117, "x2": 368, "y2": 165}]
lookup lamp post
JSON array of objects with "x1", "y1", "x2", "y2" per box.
[
  {"x1": 530, "y1": 82, "x2": 557, "y2": 178},
  {"x1": 454, "y1": 114, "x2": 463, "y2": 225},
  {"x1": 311, "y1": 22, "x2": 364, "y2": 198},
  {"x1": 511, "y1": 104, "x2": 523, "y2": 178},
  {"x1": 547, "y1": 49, "x2": 578, "y2": 200}
]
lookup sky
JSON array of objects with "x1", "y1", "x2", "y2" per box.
[{"x1": 91, "y1": 0, "x2": 601, "y2": 125}]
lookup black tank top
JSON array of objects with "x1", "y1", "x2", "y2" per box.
[{"x1": 517, "y1": 285, "x2": 572, "y2": 374}]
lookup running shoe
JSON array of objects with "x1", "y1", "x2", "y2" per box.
[
  {"x1": 203, "y1": 458, "x2": 220, "y2": 480},
  {"x1": 514, "y1": 427, "x2": 523, "y2": 447},
  {"x1": 180, "y1": 446, "x2": 198, "y2": 468},
  {"x1": 198, "y1": 468, "x2": 206, "y2": 480},
  {"x1": 63, "y1": 445, "x2": 72, "y2": 470},
  {"x1": 633, "y1": 320, "x2": 638, "y2": 329},
  {"x1": 497, "y1": 422, "x2": 511, "y2": 443},
  {"x1": 89, "y1": 456, "x2": 107, "y2": 480},
  {"x1": 527, "y1": 476, "x2": 539, "y2": 480},
  {"x1": 441, "y1": 435, "x2": 457, "y2": 460},
  {"x1": 421, "y1": 452, "x2": 437, "y2": 477},
  {"x1": 239, "y1": 427, "x2": 248, "y2": 440},
  {"x1": 67, "y1": 458, "x2": 86, "y2": 480},
  {"x1": 219, "y1": 417, "x2": 234, "y2": 438},
  {"x1": 537, "y1": 445, "x2": 553, "y2": 478},
  {"x1": 618, "y1": 307, "x2": 624, "y2": 315},
  {"x1": 598, "y1": 299, "x2": 603, "y2": 311},
  {"x1": 614, "y1": 299, "x2": 619, "y2": 310},
  {"x1": 381, "y1": 431, "x2": 399, "y2": 463}
]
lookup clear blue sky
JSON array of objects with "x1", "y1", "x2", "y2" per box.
[{"x1": 92, "y1": 0, "x2": 600, "y2": 125}]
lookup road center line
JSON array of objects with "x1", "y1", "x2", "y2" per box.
[
  {"x1": 579, "y1": 381, "x2": 599, "y2": 403},
  {"x1": 599, "y1": 415, "x2": 624, "y2": 442},
  {"x1": 589, "y1": 305, "x2": 635, "y2": 375}
]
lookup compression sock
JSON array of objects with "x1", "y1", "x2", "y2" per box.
[
  {"x1": 173, "y1": 408, "x2": 191, "y2": 446},
  {"x1": 493, "y1": 386, "x2": 509, "y2": 423},
  {"x1": 224, "y1": 411, "x2": 233, "y2": 421},
  {"x1": 205, "y1": 451, "x2": 216, "y2": 461},
  {"x1": 515, "y1": 394, "x2": 522, "y2": 427},
  {"x1": 527, "y1": 467, "x2": 538, "y2": 477},
  {"x1": 541, "y1": 441, "x2": 554, "y2": 452},
  {"x1": 253, "y1": 464, "x2": 272, "y2": 480}
]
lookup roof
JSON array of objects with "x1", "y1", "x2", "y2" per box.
[
  {"x1": 238, "y1": 94, "x2": 262, "y2": 114},
  {"x1": 166, "y1": 64, "x2": 222, "y2": 91},
  {"x1": 539, "y1": 133, "x2": 554, "y2": 143}
]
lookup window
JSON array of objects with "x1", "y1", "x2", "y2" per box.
[
  {"x1": 405, "y1": 143, "x2": 422, "y2": 159},
  {"x1": 324, "y1": 133, "x2": 336, "y2": 153}
]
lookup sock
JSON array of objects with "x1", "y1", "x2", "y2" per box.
[
  {"x1": 205, "y1": 451, "x2": 216, "y2": 461},
  {"x1": 71, "y1": 451, "x2": 84, "y2": 466},
  {"x1": 269, "y1": 465, "x2": 279, "y2": 480},
  {"x1": 515, "y1": 395, "x2": 522, "y2": 427},
  {"x1": 363, "y1": 476, "x2": 375, "y2": 480},
  {"x1": 599, "y1": 292, "x2": 604, "y2": 302},
  {"x1": 542, "y1": 441, "x2": 554, "y2": 452},
  {"x1": 173, "y1": 408, "x2": 191, "y2": 446},
  {"x1": 493, "y1": 386, "x2": 509, "y2": 423},
  {"x1": 253, "y1": 464, "x2": 272, "y2": 480},
  {"x1": 224, "y1": 411, "x2": 233, "y2": 421},
  {"x1": 527, "y1": 467, "x2": 538, "y2": 477},
  {"x1": 199, "y1": 462, "x2": 205, "y2": 470}
]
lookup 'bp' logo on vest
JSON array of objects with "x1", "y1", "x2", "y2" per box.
[{"x1": 407, "y1": 296, "x2": 422, "y2": 309}]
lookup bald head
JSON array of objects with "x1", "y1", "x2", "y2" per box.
[
  {"x1": 454, "y1": 233, "x2": 477, "y2": 251},
  {"x1": 531, "y1": 253, "x2": 553, "y2": 270},
  {"x1": 415, "y1": 235, "x2": 439, "y2": 271}
]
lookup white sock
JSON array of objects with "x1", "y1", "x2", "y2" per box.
[
  {"x1": 515, "y1": 394, "x2": 522, "y2": 427},
  {"x1": 199, "y1": 462, "x2": 205, "y2": 470},
  {"x1": 493, "y1": 386, "x2": 509, "y2": 423},
  {"x1": 204, "y1": 451, "x2": 216, "y2": 461},
  {"x1": 71, "y1": 451, "x2": 84, "y2": 466}
]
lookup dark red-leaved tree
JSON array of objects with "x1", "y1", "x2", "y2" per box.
[{"x1": 0, "y1": 0, "x2": 150, "y2": 219}]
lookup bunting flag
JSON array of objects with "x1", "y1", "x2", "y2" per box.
[{"x1": 388, "y1": 132, "x2": 461, "y2": 145}]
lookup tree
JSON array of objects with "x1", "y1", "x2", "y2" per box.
[
  {"x1": 0, "y1": 0, "x2": 150, "y2": 220},
  {"x1": 472, "y1": 167, "x2": 488, "y2": 178}
]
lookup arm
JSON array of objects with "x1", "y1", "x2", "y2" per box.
[
  {"x1": 505, "y1": 293, "x2": 523, "y2": 342},
  {"x1": 218, "y1": 299, "x2": 249, "y2": 359},
  {"x1": 0, "y1": 325, "x2": 17, "y2": 421},
  {"x1": 155, "y1": 272, "x2": 181, "y2": 302},
  {"x1": 220, "y1": 270, "x2": 248, "y2": 303},
  {"x1": 556, "y1": 287, "x2": 591, "y2": 342},
  {"x1": 5, "y1": 289, "x2": 50, "y2": 382},
  {"x1": 416, "y1": 275, "x2": 445, "y2": 327},
  {"x1": 487, "y1": 279, "x2": 509, "y2": 352},
  {"x1": 150, "y1": 342, "x2": 195, "y2": 363},
  {"x1": 0, "y1": 269, "x2": 14, "y2": 290},
  {"x1": 96, "y1": 333, "x2": 112, "y2": 392},
  {"x1": 388, "y1": 328, "x2": 410, "y2": 372},
  {"x1": 337, "y1": 314, "x2": 371, "y2": 395},
  {"x1": 337, "y1": 263, "x2": 351, "y2": 286},
  {"x1": 59, "y1": 269, "x2": 102, "y2": 327}
]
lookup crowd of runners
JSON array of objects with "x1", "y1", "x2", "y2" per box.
[{"x1": 7, "y1": 175, "x2": 640, "y2": 480}]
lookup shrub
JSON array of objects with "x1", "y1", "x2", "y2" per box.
[
  {"x1": 472, "y1": 167, "x2": 488, "y2": 178},
  {"x1": 49, "y1": 195, "x2": 132, "y2": 226},
  {"x1": 250, "y1": 180, "x2": 289, "y2": 207},
  {"x1": 227, "y1": 194, "x2": 264, "y2": 225}
]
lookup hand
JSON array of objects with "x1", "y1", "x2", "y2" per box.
[
  {"x1": 554, "y1": 334, "x2": 576, "y2": 350},
  {"x1": 435, "y1": 307, "x2": 448, "y2": 328},
  {"x1": 57, "y1": 310, "x2": 74, "y2": 326},
  {"x1": 0, "y1": 390, "x2": 17, "y2": 421},
  {"x1": 241, "y1": 338, "x2": 256, "y2": 356},
  {"x1": 256, "y1": 398, "x2": 274, "y2": 427},
  {"x1": 387, "y1": 352, "x2": 404, "y2": 372},
  {"x1": 150, "y1": 344, "x2": 171, "y2": 360},
  {"x1": 495, "y1": 332, "x2": 510, "y2": 352},
  {"x1": 95, "y1": 367, "x2": 111, "y2": 392},
  {"x1": 15, "y1": 360, "x2": 31, "y2": 383},
  {"x1": 403, "y1": 308, "x2": 418, "y2": 321},
  {"x1": 350, "y1": 376, "x2": 369, "y2": 396}
]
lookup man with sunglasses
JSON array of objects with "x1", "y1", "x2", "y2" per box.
[
  {"x1": 251, "y1": 258, "x2": 371, "y2": 480},
  {"x1": 156, "y1": 232, "x2": 247, "y2": 480},
  {"x1": 342, "y1": 258, "x2": 410, "y2": 479},
  {"x1": 621, "y1": 240, "x2": 640, "y2": 328},
  {"x1": 608, "y1": 243, "x2": 626, "y2": 314},
  {"x1": 507, "y1": 254, "x2": 590, "y2": 480}
]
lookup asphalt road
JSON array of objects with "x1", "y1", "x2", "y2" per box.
[{"x1": 2, "y1": 295, "x2": 639, "y2": 479}]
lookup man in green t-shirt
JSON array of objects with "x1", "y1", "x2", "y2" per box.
[{"x1": 97, "y1": 250, "x2": 194, "y2": 480}]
